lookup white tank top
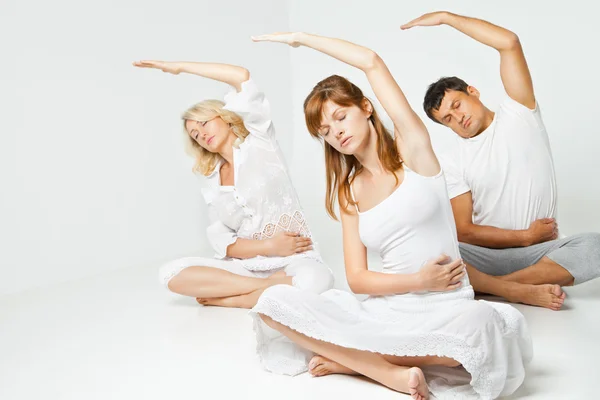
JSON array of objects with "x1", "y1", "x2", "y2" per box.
[{"x1": 352, "y1": 168, "x2": 471, "y2": 294}]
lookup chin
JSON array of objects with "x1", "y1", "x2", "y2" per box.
[{"x1": 341, "y1": 143, "x2": 358, "y2": 155}]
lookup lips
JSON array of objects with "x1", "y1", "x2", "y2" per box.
[
  {"x1": 207, "y1": 136, "x2": 215, "y2": 145},
  {"x1": 463, "y1": 117, "x2": 471, "y2": 129},
  {"x1": 341, "y1": 136, "x2": 353, "y2": 147}
]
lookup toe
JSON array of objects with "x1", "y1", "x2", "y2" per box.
[{"x1": 550, "y1": 285, "x2": 563, "y2": 297}]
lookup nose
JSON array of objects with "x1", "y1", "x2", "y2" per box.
[
  {"x1": 450, "y1": 111, "x2": 464, "y2": 126},
  {"x1": 197, "y1": 125, "x2": 208, "y2": 139}
]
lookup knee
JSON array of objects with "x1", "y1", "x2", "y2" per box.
[
  {"x1": 569, "y1": 233, "x2": 600, "y2": 258},
  {"x1": 293, "y1": 264, "x2": 334, "y2": 294},
  {"x1": 158, "y1": 258, "x2": 190, "y2": 293},
  {"x1": 461, "y1": 301, "x2": 495, "y2": 326},
  {"x1": 259, "y1": 313, "x2": 276, "y2": 327},
  {"x1": 585, "y1": 233, "x2": 600, "y2": 252}
]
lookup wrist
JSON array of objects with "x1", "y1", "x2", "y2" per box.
[
  {"x1": 261, "y1": 239, "x2": 274, "y2": 256},
  {"x1": 173, "y1": 61, "x2": 186, "y2": 74},
  {"x1": 440, "y1": 11, "x2": 457, "y2": 26},
  {"x1": 410, "y1": 272, "x2": 426, "y2": 292},
  {"x1": 519, "y1": 229, "x2": 532, "y2": 247},
  {"x1": 294, "y1": 32, "x2": 307, "y2": 45}
]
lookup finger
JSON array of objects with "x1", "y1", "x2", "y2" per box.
[
  {"x1": 296, "y1": 246, "x2": 313, "y2": 253},
  {"x1": 296, "y1": 238, "x2": 312, "y2": 245},
  {"x1": 446, "y1": 258, "x2": 464, "y2": 273},
  {"x1": 444, "y1": 281, "x2": 463, "y2": 291},
  {"x1": 450, "y1": 269, "x2": 467, "y2": 282},
  {"x1": 542, "y1": 218, "x2": 555, "y2": 224},
  {"x1": 400, "y1": 18, "x2": 420, "y2": 30},
  {"x1": 134, "y1": 61, "x2": 158, "y2": 68},
  {"x1": 403, "y1": 15, "x2": 427, "y2": 28},
  {"x1": 285, "y1": 231, "x2": 298, "y2": 237},
  {"x1": 251, "y1": 34, "x2": 275, "y2": 42},
  {"x1": 431, "y1": 254, "x2": 450, "y2": 265},
  {"x1": 297, "y1": 242, "x2": 312, "y2": 249}
]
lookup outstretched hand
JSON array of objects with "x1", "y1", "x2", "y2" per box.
[
  {"x1": 132, "y1": 60, "x2": 180, "y2": 75},
  {"x1": 251, "y1": 32, "x2": 301, "y2": 47},
  {"x1": 401, "y1": 12, "x2": 449, "y2": 30}
]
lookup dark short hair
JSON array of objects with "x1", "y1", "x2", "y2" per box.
[{"x1": 423, "y1": 77, "x2": 469, "y2": 123}]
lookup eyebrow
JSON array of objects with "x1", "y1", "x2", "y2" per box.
[
  {"x1": 440, "y1": 100, "x2": 458, "y2": 121},
  {"x1": 319, "y1": 107, "x2": 343, "y2": 129}
]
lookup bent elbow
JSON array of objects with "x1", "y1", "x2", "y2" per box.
[
  {"x1": 363, "y1": 51, "x2": 383, "y2": 72},
  {"x1": 238, "y1": 68, "x2": 251, "y2": 84},
  {"x1": 456, "y1": 223, "x2": 474, "y2": 244},
  {"x1": 502, "y1": 33, "x2": 521, "y2": 51}
]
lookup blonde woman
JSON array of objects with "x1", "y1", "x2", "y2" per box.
[
  {"x1": 248, "y1": 33, "x2": 532, "y2": 400},
  {"x1": 133, "y1": 60, "x2": 334, "y2": 309}
]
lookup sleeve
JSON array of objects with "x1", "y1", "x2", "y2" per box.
[
  {"x1": 223, "y1": 78, "x2": 274, "y2": 139},
  {"x1": 206, "y1": 203, "x2": 238, "y2": 259},
  {"x1": 440, "y1": 154, "x2": 470, "y2": 199},
  {"x1": 499, "y1": 93, "x2": 545, "y2": 131}
]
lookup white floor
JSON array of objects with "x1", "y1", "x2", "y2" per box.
[{"x1": 1, "y1": 265, "x2": 599, "y2": 400}]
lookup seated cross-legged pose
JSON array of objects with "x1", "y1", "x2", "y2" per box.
[
  {"x1": 248, "y1": 32, "x2": 533, "y2": 400},
  {"x1": 133, "y1": 60, "x2": 334, "y2": 309},
  {"x1": 403, "y1": 12, "x2": 600, "y2": 310}
]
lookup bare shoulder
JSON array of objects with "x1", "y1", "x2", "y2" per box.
[{"x1": 339, "y1": 176, "x2": 362, "y2": 219}]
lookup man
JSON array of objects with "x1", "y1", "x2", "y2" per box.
[{"x1": 403, "y1": 11, "x2": 600, "y2": 310}]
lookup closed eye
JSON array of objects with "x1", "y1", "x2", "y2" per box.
[{"x1": 339, "y1": 115, "x2": 346, "y2": 121}]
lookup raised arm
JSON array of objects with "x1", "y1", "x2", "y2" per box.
[
  {"x1": 451, "y1": 192, "x2": 558, "y2": 248},
  {"x1": 133, "y1": 60, "x2": 250, "y2": 92},
  {"x1": 402, "y1": 12, "x2": 535, "y2": 109},
  {"x1": 252, "y1": 32, "x2": 439, "y2": 176}
]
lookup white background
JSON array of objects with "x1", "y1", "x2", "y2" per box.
[
  {"x1": 1, "y1": 0, "x2": 294, "y2": 295},
  {"x1": 2, "y1": 0, "x2": 599, "y2": 295}
]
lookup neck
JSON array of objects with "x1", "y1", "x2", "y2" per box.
[
  {"x1": 473, "y1": 107, "x2": 495, "y2": 137},
  {"x1": 218, "y1": 134, "x2": 237, "y2": 165},
  {"x1": 353, "y1": 124, "x2": 386, "y2": 177}
]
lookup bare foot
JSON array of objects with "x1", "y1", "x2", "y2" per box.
[
  {"x1": 407, "y1": 367, "x2": 429, "y2": 400},
  {"x1": 196, "y1": 289, "x2": 261, "y2": 309},
  {"x1": 267, "y1": 270, "x2": 292, "y2": 286},
  {"x1": 507, "y1": 284, "x2": 566, "y2": 311},
  {"x1": 308, "y1": 355, "x2": 358, "y2": 377},
  {"x1": 195, "y1": 271, "x2": 291, "y2": 309}
]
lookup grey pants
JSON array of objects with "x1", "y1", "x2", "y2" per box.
[{"x1": 459, "y1": 233, "x2": 600, "y2": 285}]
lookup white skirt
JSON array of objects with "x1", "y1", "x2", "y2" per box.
[{"x1": 250, "y1": 284, "x2": 532, "y2": 400}]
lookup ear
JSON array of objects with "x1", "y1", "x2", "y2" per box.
[
  {"x1": 467, "y1": 86, "x2": 480, "y2": 98},
  {"x1": 362, "y1": 98, "x2": 373, "y2": 118}
]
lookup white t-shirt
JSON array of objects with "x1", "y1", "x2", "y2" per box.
[{"x1": 441, "y1": 95, "x2": 557, "y2": 230}]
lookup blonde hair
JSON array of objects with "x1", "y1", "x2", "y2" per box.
[
  {"x1": 304, "y1": 75, "x2": 403, "y2": 220},
  {"x1": 181, "y1": 100, "x2": 249, "y2": 176}
]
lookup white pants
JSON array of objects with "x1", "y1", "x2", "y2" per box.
[{"x1": 159, "y1": 256, "x2": 334, "y2": 295}]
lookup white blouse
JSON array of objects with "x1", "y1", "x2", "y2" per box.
[{"x1": 200, "y1": 79, "x2": 322, "y2": 271}]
